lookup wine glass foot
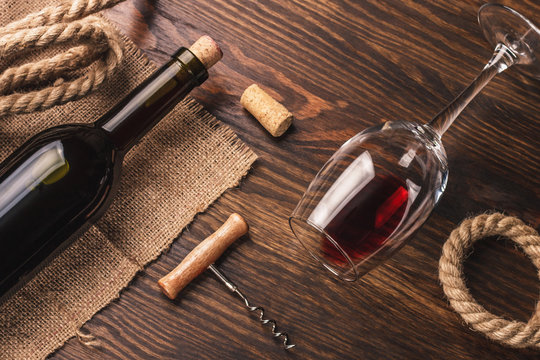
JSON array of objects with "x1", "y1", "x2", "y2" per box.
[{"x1": 479, "y1": 4, "x2": 540, "y2": 79}]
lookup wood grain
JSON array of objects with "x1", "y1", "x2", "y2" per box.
[{"x1": 52, "y1": 0, "x2": 539, "y2": 359}]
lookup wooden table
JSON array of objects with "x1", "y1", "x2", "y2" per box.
[{"x1": 53, "y1": 0, "x2": 540, "y2": 358}]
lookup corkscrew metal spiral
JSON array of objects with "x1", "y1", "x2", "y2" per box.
[
  {"x1": 158, "y1": 213, "x2": 295, "y2": 350},
  {"x1": 208, "y1": 264, "x2": 296, "y2": 350}
]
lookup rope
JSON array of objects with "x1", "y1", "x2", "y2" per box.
[
  {"x1": 439, "y1": 213, "x2": 540, "y2": 349},
  {"x1": 0, "y1": 0, "x2": 125, "y2": 117}
]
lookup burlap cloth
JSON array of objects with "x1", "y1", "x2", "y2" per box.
[{"x1": 0, "y1": 1, "x2": 257, "y2": 359}]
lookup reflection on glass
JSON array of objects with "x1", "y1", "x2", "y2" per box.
[
  {"x1": 0, "y1": 141, "x2": 67, "y2": 219},
  {"x1": 308, "y1": 151, "x2": 375, "y2": 229}
]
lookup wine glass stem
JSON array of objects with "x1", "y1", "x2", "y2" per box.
[{"x1": 427, "y1": 43, "x2": 517, "y2": 137}]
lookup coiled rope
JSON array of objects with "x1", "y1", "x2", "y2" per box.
[
  {"x1": 439, "y1": 213, "x2": 540, "y2": 349},
  {"x1": 0, "y1": 0, "x2": 126, "y2": 117}
]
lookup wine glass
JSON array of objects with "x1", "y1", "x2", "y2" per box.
[{"x1": 289, "y1": 4, "x2": 540, "y2": 281}]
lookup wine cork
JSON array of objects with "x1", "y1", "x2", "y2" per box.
[
  {"x1": 189, "y1": 35, "x2": 223, "y2": 69},
  {"x1": 240, "y1": 84, "x2": 294, "y2": 137}
]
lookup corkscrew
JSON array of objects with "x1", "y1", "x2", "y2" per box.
[{"x1": 158, "y1": 213, "x2": 295, "y2": 350}]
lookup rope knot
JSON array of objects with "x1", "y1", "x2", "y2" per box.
[
  {"x1": 439, "y1": 212, "x2": 540, "y2": 349},
  {"x1": 0, "y1": 0, "x2": 125, "y2": 118}
]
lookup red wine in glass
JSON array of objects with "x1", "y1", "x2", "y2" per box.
[{"x1": 320, "y1": 174, "x2": 409, "y2": 266}]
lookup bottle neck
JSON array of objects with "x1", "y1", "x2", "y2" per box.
[{"x1": 95, "y1": 48, "x2": 208, "y2": 153}]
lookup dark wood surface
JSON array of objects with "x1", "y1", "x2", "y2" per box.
[{"x1": 53, "y1": 0, "x2": 539, "y2": 359}]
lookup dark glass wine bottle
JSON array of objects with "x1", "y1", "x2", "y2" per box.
[{"x1": 0, "y1": 41, "x2": 217, "y2": 302}]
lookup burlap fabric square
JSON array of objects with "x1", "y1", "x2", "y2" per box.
[{"x1": 0, "y1": 1, "x2": 257, "y2": 359}]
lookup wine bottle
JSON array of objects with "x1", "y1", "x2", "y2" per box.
[{"x1": 0, "y1": 36, "x2": 222, "y2": 303}]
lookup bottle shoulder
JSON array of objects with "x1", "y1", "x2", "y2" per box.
[
  {"x1": 3, "y1": 124, "x2": 116, "y2": 163},
  {"x1": 0, "y1": 124, "x2": 120, "y2": 186},
  {"x1": 27, "y1": 123, "x2": 112, "y2": 145}
]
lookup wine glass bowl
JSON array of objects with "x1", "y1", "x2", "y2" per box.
[
  {"x1": 289, "y1": 4, "x2": 539, "y2": 281},
  {"x1": 290, "y1": 121, "x2": 448, "y2": 280}
]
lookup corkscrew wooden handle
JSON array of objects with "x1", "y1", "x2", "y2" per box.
[{"x1": 158, "y1": 213, "x2": 249, "y2": 299}]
